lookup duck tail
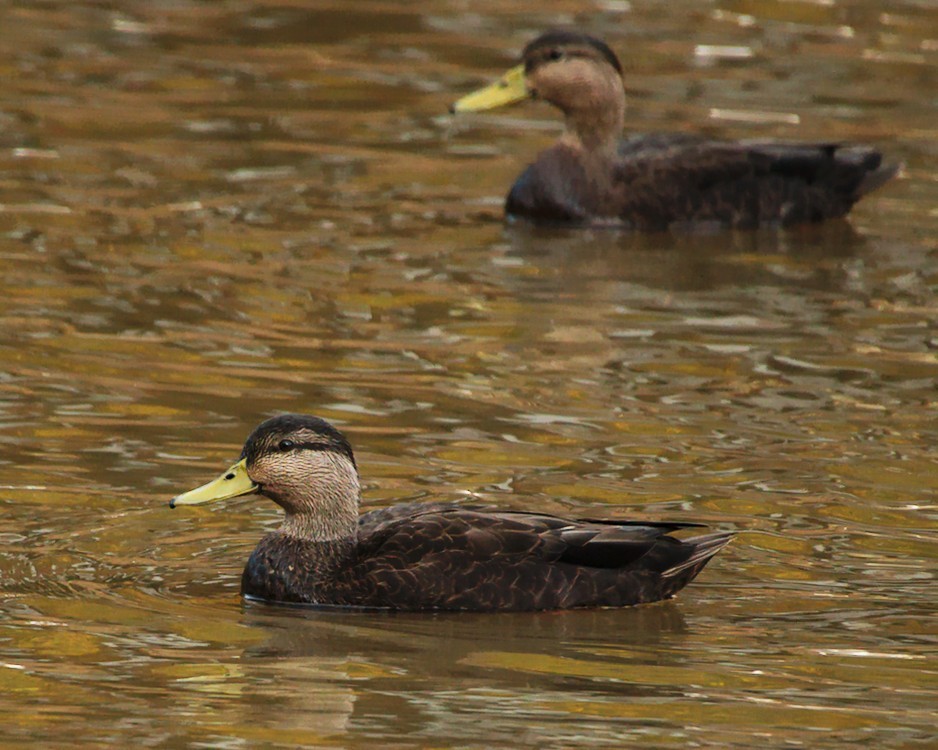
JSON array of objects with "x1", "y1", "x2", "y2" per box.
[
  {"x1": 661, "y1": 531, "x2": 735, "y2": 580},
  {"x1": 832, "y1": 146, "x2": 902, "y2": 199},
  {"x1": 856, "y1": 160, "x2": 902, "y2": 199}
]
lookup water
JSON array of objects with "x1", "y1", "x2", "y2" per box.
[{"x1": 1, "y1": 1, "x2": 935, "y2": 747}]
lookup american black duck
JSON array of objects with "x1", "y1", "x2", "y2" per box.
[
  {"x1": 170, "y1": 414, "x2": 734, "y2": 611},
  {"x1": 451, "y1": 30, "x2": 899, "y2": 230}
]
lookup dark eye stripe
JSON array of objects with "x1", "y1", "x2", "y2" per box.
[
  {"x1": 287, "y1": 441, "x2": 344, "y2": 454},
  {"x1": 523, "y1": 32, "x2": 623, "y2": 75},
  {"x1": 277, "y1": 439, "x2": 339, "y2": 453},
  {"x1": 242, "y1": 415, "x2": 358, "y2": 469}
]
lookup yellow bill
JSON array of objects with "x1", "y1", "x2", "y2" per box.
[
  {"x1": 170, "y1": 458, "x2": 257, "y2": 508},
  {"x1": 451, "y1": 64, "x2": 528, "y2": 113}
]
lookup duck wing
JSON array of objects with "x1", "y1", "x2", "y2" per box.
[
  {"x1": 346, "y1": 508, "x2": 733, "y2": 611},
  {"x1": 506, "y1": 133, "x2": 898, "y2": 228},
  {"x1": 359, "y1": 501, "x2": 480, "y2": 533},
  {"x1": 611, "y1": 136, "x2": 898, "y2": 228}
]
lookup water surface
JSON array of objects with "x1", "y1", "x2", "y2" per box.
[{"x1": 0, "y1": 1, "x2": 935, "y2": 747}]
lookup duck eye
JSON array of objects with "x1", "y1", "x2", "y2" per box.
[
  {"x1": 278, "y1": 439, "x2": 295, "y2": 451},
  {"x1": 547, "y1": 49, "x2": 564, "y2": 62}
]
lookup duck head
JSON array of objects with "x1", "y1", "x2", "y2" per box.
[
  {"x1": 452, "y1": 30, "x2": 627, "y2": 151},
  {"x1": 171, "y1": 414, "x2": 361, "y2": 541}
]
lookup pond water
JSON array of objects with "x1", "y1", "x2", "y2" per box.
[{"x1": 1, "y1": 1, "x2": 935, "y2": 747}]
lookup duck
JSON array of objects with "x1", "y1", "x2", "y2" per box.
[
  {"x1": 170, "y1": 414, "x2": 734, "y2": 611},
  {"x1": 451, "y1": 30, "x2": 899, "y2": 230}
]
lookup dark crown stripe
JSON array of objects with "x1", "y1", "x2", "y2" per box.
[
  {"x1": 523, "y1": 30, "x2": 623, "y2": 75},
  {"x1": 290, "y1": 441, "x2": 356, "y2": 465},
  {"x1": 240, "y1": 413, "x2": 357, "y2": 468}
]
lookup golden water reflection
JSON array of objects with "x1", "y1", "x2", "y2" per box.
[{"x1": 1, "y1": 0, "x2": 936, "y2": 747}]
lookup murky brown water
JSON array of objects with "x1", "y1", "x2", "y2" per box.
[{"x1": 1, "y1": 1, "x2": 936, "y2": 747}]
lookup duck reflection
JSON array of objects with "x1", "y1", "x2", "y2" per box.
[
  {"x1": 241, "y1": 599, "x2": 688, "y2": 662},
  {"x1": 502, "y1": 219, "x2": 869, "y2": 295},
  {"x1": 229, "y1": 602, "x2": 694, "y2": 738}
]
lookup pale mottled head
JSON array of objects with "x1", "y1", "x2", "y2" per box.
[
  {"x1": 239, "y1": 414, "x2": 359, "y2": 515},
  {"x1": 451, "y1": 30, "x2": 626, "y2": 148},
  {"x1": 520, "y1": 31, "x2": 624, "y2": 116},
  {"x1": 171, "y1": 414, "x2": 362, "y2": 537},
  {"x1": 521, "y1": 30, "x2": 623, "y2": 78}
]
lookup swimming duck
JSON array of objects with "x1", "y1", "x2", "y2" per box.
[
  {"x1": 451, "y1": 30, "x2": 899, "y2": 230},
  {"x1": 170, "y1": 414, "x2": 734, "y2": 611}
]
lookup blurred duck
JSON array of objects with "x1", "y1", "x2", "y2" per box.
[
  {"x1": 171, "y1": 414, "x2": 734, "y2": 611},
  {"x1": 452, "y1": 30, "x2": 899, "y2": 230}
]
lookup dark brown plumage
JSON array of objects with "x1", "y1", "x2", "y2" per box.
[
  {"x1": 452, "y1": 30, "x2": 900, "y2": 230},
  {"x1": 171, "y1": 414, "x2": 734, "y2": 612}
]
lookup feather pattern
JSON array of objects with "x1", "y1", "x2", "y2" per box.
[
  {"x1": 453, "y1": 30, "x2": 899, "y2": 230},
  {"x1": 171, "y1": 414, "x2": 735, "y2": 612},
  {"x1": 507, "y1": 134, "x2": 898, "y2": 229},
  {"x1": 241, "y1": 507, "x2": 734, "y2": 611}
]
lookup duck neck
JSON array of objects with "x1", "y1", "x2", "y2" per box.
[
  {"x1": 276, "y1": 472, "x2": 361, "y2": 543},
  {"x1": 280, "y1": 508, "x2": 358, "y2": 542},
  {"x1": 563, "y1": 97, "x2": 624, "y2": 155},
  {"x1": 559, "y1": 69, "x2": 625, "y2": 155}
]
